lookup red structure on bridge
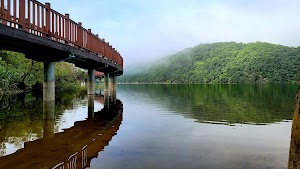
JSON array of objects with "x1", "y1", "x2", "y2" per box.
[
  {"x1": 95, "y1": 71, "x2": 104, "y2": 78},
  {"x1": 0, "y1": 0, "x2": 123, "y2": 67}
]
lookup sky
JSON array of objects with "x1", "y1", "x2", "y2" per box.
[{"x1": 39, "y1": 0, "x2": 300, "y2": 68}]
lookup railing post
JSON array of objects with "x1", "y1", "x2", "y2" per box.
[
  {"x1": 106, "y1": 42, "x2": 109, "y2": 58},
  {"x1": 78, "y1": 22, "x2": 82, "y2": 46},
  {"x1": 0, "y1": 0, "x2": 4, "y2": 19},
  {"x1": 95, "y1": 34, "x2": 99, "y2": 53},
  {"x1": 118, "y1": 53, "x2": 120, "y2": 65},
  {"x1": 45, "y1": 3, "x2": 51, "y2": 36},
  {"x1": 120, "y1": 53, "x2": 122, "y2": 66},
  {"x1": 102, "y1": 39, "x2": 105, "y2": 56},
  {"x1": 87, "y1": 29, "x2": 91, "y2": 49},
  {"x1": 113, "y1": 48, "x2": 116, "y2": 62},
  {"x1": 65, "y1": 14, "x2": 70, "y2": 43},
  {"x1": 19, "y1": 0, "x2": 26, "y2": 29},
  {"x1": 110, "y1": 45, "x2": 112, "y2": 60}
]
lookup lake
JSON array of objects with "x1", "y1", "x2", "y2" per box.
[{"x1": 0, "y1": 84, "x2": 298, "y2": 169}]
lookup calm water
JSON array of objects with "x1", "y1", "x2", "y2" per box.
[{"x1": 0, "y1": 84, "x2": 298, "y2": 169}]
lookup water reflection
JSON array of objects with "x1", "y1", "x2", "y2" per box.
[
  {"x1": 0, "y1": 92, "x2": 90, "y2": 156},
  {"x1": 111, "y1": 90, "x2": 117, "y2": 106},
  {"x1": 43, "y1": 100, "x2": 55, "y2": 138},
  {"x1": 119, "y1": 84, "x2": 296, "y2": 124},
  {"x1": 0, "y1": 92, "x2": 123, "y2": 169},
  {"x1": 88, "y1": 95, "x2": 95, "y2": 119},
  {"x1": 104, "y1": 91, "x2": 110, "y2": 111}
]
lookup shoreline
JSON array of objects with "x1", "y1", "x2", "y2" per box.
[
  {"x1": 117, "y1": 82, "x2": 296, "y2": 85},
  {"x1": 0, "y1": 89, "x2": 25, "y2": 96},
  {"x1": 0, "y1": 86, "x2": 86, "y2": 96}
]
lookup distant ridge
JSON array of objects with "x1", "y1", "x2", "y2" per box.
[{"x1": 119, "y1": 42, "x2": 300, "y2": 83}]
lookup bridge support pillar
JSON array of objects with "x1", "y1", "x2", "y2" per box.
[
  {"x1": 87, "y1": 69, "x2": 95, "y2": 95},
  {"x1": 43, "y1": 62, "x2": 55, "y2": 101},
  {"x1": 110, "y1": 74, "x2": 116, "y2": 105},
  {"x1": 43, "y1": 62, "x2": 55, "y2": 138},
  {"x1": 104, "y1": 91, "x2": 110, "y2": 111},
  {"x1": 104, "y1": 73, "x2": 110, "y2": 110},
  {"x1": 111, "y1": 90, "x2": 117, "y2": 106},
  {"x1": 97, "y1": 78, "x2": 102, "y2": 95},
  {"x1": 109, "y1": 74, "x2": 116, "y2": 92},
  {"x1": 88, "y1": 95, "x2": 95, "y2": 119},
  {"x1": 104, "y1": 73, "x2": 109, "y2": 92},
  {"x1": 43, "y1": 100, "x2": 55, "y2": 138}
]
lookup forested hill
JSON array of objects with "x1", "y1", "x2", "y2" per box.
[{"x1": 119, "y1": 42, "x2": 300, "y2": 83}]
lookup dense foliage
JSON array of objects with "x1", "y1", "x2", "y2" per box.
[
  {"x1": 0, "y1": 50, "x2": 86, "y2": 93},
  {"x1": 119, "y1": 42, "x2": 300, "y2": 83}
]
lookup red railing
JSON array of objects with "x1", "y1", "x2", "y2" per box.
[{"x1": 0, "y1": 0, "x2": 123, "y2": 68}]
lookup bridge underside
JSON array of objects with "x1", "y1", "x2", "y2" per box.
[{"x1": 0, "y1": 24, "x2": 123, "y2": 75}]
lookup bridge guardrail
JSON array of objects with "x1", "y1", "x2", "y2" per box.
[{"x1": 0, "y1": 0, "x2": 123, "y2": 68}]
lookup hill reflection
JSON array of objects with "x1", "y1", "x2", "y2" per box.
[{"x1": 119, "y1": 84, "x2": 296, "y2": 125}]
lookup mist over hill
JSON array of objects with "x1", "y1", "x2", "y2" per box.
[{"x1": 119, "y1": 42, "x2": 300, "y2": 84}]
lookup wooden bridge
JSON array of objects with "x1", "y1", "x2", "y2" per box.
[{"x1": 0, "y1": 0, "x2": 122, "y2": 100}]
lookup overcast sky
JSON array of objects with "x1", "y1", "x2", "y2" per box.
[{"x1": 39, "y1": 0, "x2": 300, "y2": 68}]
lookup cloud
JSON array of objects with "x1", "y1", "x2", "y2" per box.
[{"x1": 39, "y1": 0, "x2": 300, "y2": 68}]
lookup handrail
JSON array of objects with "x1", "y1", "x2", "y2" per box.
[{"x1": 0, "y1": 0, "x2": 123, "y2": 68}]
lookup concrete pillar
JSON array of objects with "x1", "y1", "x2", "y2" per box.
[
  {"x1": 88, "y1": 95, "x2": 95, "y2": 119},
  {"x1": 109, "y1": 74, "x2": 116, "y2": 92},
  {"x1": 43, "y1": 62, "x2": 55, "y2": 138},
  {"x1": 99, "y1": 78, "x2": 102, "y2": 94},
  {"x1": 87, "y1": 69, "x2": 95, "y2": 95},
  {"x1": 96, "y1": 78, "x2": 101, "y2": 95},
  {"x1": 104, "y1": 91, "x2": 110, "y2": 111},
  {"x1": 104, "y1": 73, "x2": 109, "y2": 92},
  {"x1": 109, "y1": 74, "x2": 116, "y2": 105},
  {"x1": 43, "y1": 62, "x2": 55, "y2": 101},
  {"x1": 111, "y1": 90, "x2": 117, "y2": 105},
  {"x1": 43, "y1": 100, "x2": 55, "y2": 138}
]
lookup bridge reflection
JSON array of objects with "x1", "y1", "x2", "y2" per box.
[{"x1": 0, "y1": 95, "x2": 123, "y2": 169}]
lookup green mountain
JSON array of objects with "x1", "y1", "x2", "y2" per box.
[{"x1": 119, "y1": 42, "x2": 300, "y2": 83}]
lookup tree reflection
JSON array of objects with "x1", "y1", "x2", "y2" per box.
[
  {"x1": 119, "y1": 84, "x2": 296, "y2": 124},
  {"x1": 0, "y1": 93, "x2": 123, "y2": 169},
  {"x1": 0, "y1": 91, "x2": 86, "y2": 157}
]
